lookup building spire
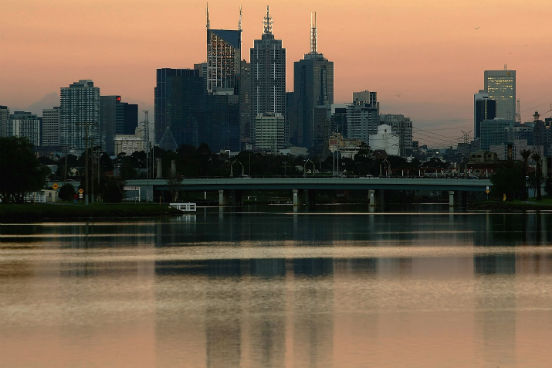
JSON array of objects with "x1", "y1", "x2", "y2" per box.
[
  {"x1": 206, "y1": 2, "x2": 210, "y2": 29},
  {"x1": 238, "y1": 5, "x2": 242, "y2": 31},
  {"x1": 263, "y1": 5, "x2": 273, "y2": 34},
  {"x1": 310, "y1": 11, "x2": 317, "y2": 54}
]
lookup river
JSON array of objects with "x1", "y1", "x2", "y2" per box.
[{"x1": 1, "y1": 206, "x2": 552, "y2": 367}]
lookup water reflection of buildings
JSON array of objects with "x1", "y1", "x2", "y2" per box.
[{"x1": 153, "y1": 257, "x2": 334, "y2": 368}]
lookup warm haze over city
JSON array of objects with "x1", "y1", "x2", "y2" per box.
[{"x1": 3, "y1": 0, "x2": 552, "y2": 145}]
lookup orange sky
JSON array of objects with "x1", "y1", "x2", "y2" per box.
[{"x1": 2, "y1": 0, "x2": 552, "y2": 145}]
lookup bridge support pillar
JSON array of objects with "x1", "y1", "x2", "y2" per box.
[
  {"x1": 449, "y1": 191, "x2": 454, "y2": 207},
  {"x1": 369, "y1": 190, "x2": 376, "y2": 208},
  {"x1": 218, "y1": 189, "x2": 225, "y2": 207},
  {"x1": 292, "y1": 189, "x2": 299, "y2": 207}
]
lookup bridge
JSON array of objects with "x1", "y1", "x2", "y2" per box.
[{"x1": 125, "y1": 177, "x2": 492, "y2": 208}]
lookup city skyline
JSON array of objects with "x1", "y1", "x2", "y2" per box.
[{"x1": 3, "y1": 0, "x2": 552, "y2": 145}]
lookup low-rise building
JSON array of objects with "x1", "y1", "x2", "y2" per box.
[{"x1": 369, "y1": 124, "x2": 400, "y2": 156}]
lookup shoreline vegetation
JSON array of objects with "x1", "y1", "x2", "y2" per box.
[{"x1": 0, "y1": 203, "x2": 181, "y2": 222}]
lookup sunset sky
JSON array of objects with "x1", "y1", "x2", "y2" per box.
[{"x1": 2, "y1": 0, "x2": 552, "y2": 145}]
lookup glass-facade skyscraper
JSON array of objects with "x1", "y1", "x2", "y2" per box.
[
  {"x1": 206, "y1": 7, "x2": 241, "y2": 95},
  {"x1": 290, "y1": 13, "x2": 333, "y2": 149},
  {"x1": 250, "y1": 6, "x2": 286, "y2": 147},
  {"x1": 484, "y1": 69, "x2": 516, "y2": 121}
]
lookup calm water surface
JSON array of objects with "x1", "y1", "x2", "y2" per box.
[{"x1": 2, "y1": 206, "x2": 552, "y2": 367}]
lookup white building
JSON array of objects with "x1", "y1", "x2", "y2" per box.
[
  {"x1": 380, "y1": 114, "x2": 413, "y2": 157},
  {"x1": 114, "y1": 134, "x2": 145, "y2": 156},
  {"x1": 369, "y1": 124, "x2": 400, "y2": 156},
  {"x1": 254, "y1": 112, "x2": 285, "y2": 152}
]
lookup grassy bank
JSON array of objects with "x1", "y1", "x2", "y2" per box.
[
  {"x1": 469, "y1": 198, "x2": 552, "y2": 211},
  {"x1": 0, "y1": 203, "x2": 181, "y2": 222}
]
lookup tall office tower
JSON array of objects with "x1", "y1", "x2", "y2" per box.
[
  {"x1": 346, "y1": 91, "x2": 379, "y2": 145},
  {"x1": 250, "y1": 6, "x2": 286, "y2": 147},
  {"x1": 154, "y1": 68, "x2": 205, "y2": 150},
  {"x1": 206, "y1": 5, "x2": 242, "y2": 94},
  {"x1": 8, "y1": 111, "x2": 41, "y2": 147},
  {"x1": 380, "y1": 114, "x2": 413, "y2": 157},
  {"x1": 292, "y1": 13, "x2": 334, "y2": 148},
  {"x1": 484, "y1": 69, "x2": 516, "y2": 120},
  {"x1": 474, "y1": 90, "x2": 496, "y2": 139},
  {"x1": 238, "y1": 60, "x2": 252, "y2": 147},
  {"x1": 42, "y1": 107, "x2": 60, "y2": 148},
  {"x1": 0, "y1": 106, "x2": 9, "y2": 137},
  {"x1": 60, "y1": 80, "x2": 100, "y2": 153}
]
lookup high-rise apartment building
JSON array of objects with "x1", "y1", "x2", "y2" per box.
[
  {"x1": 0, "y1": 106, "x2": 9, "y2": 137},
  {"x1": 484, "y1": 69, "x2": 516, "y2": 121},
  {"x1": 291, "y1": 13, "x2": 334, "y2": 148},
  {"x1": 60, "y1": 80, "x2": 100, "y2": 153},
  {"x1": 474, "y1": 90, "x2": 496, "y2": 139},
  {"x1": 8, "y1": 111, "x2": 41, "y2": 147},
  {"x1": 42, "y1": 107, "x2": 60, "y2": 148},
  {"x1": 380, "y1": 114, "x2": 413, "y2": 157},
  {"x1": 346, "y1": 91, "x2": 379, "y2": 145},
  {"x1": 250, "y1": 6, "x2": 286, "y2": 146},
  {"x1": 206, "y1": 6, "x2": 241, "y2": 95}
]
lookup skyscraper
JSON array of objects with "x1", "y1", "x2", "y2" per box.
[
  {"x1": 154, "y1": 68, "x2": 205, "y2": 150},
  {"x1": 474, "y1": 90, "x2": 496, "y2": 139},
  {"x1": 346, "y1": 91, "x2": 379, "y2": 145},
  {"x1": 484, "y1": 69, "x2": 516, "y2": 121},
  {"x1": 291, "y1": 13, "x2": 334, "y2": 148},
  {"x1": 42, "y1": 107, "x2": 60, "y2": 148},
  {"x1": 238, "y1": 60, "x2": 252, "y2": 147},
  {"x1": 60, "y1": 80, "x2": 100, "y2": 153},
  {"x1": 250, "y1": 6, "x2": 286, "y2": 131},
  {"x1": 100, "y1": 96, "x2": 138, "y2": 154},
  {"x1": 206, "y1": 5, "x2": 242, "y2": 95}
]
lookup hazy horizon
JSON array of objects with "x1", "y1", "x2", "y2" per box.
[{"x1": 3, "y1": 0, "x2": 552, "y2": 146}]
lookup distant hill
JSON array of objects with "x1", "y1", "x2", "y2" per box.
[{"x1": 25, "y1": 92, "x2": 59, "y2": 115}]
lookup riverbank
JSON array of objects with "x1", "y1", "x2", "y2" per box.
[
  {"x1": 0, "y1": 203, "x2": 182, "y2": 222},
  {"x1": 469, "y1": 198, "x2": 552, "y2": 211}
]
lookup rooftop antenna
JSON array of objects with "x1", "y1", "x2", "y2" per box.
[
  {"x1": 238, "y1": 5, "x2": 242, "y2": 31},
  {"x1": 310, "y1": 12, "x2": 318, "y2": 54},
  {"x1": 263, "y1": 5, "x2": 272, "y2": 34},
  {"x1": 206, "y1": 2, "x2": 210, "y2": 29},
  {"x1": 504, "y1": 63, "x2": 507, "y2": 70}
]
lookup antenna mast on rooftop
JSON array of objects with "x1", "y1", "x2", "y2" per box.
[
  {"x1": 310, "y1": 12, "x2": 318, "y2": 54},
  {"x1": 263, "y1": 5, "x2": 273, "y2": 34},
  {"x1": 238, "y1": 5, "x2": 242, "y2": 31},
  {"x1": 206, "y1": 2, "x2": 210, "y2": 29}
]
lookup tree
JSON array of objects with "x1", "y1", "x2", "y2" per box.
[
  {"x1": 490, "y1": 164, "x2": 525, "y2": 201},
  {"x1": 101, "y1": 178, "x2": 123, "y2": 203},
  {"x1": 58, "y1": 183, "x2": 76, "y2": 201},
  {"x1": 0, "y1": 137, "x2": 47, "y2": 203},
  {"x1": 520, "y1": 149, "x2": 531, "y2": 199},
  {"x1": 531, "y1": 152, "x2": 543, "y2": 200}
]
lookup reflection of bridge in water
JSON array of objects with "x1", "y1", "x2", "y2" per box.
[{"x1": 126, "y1": 177, "x2": 492, "y2": 207}]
